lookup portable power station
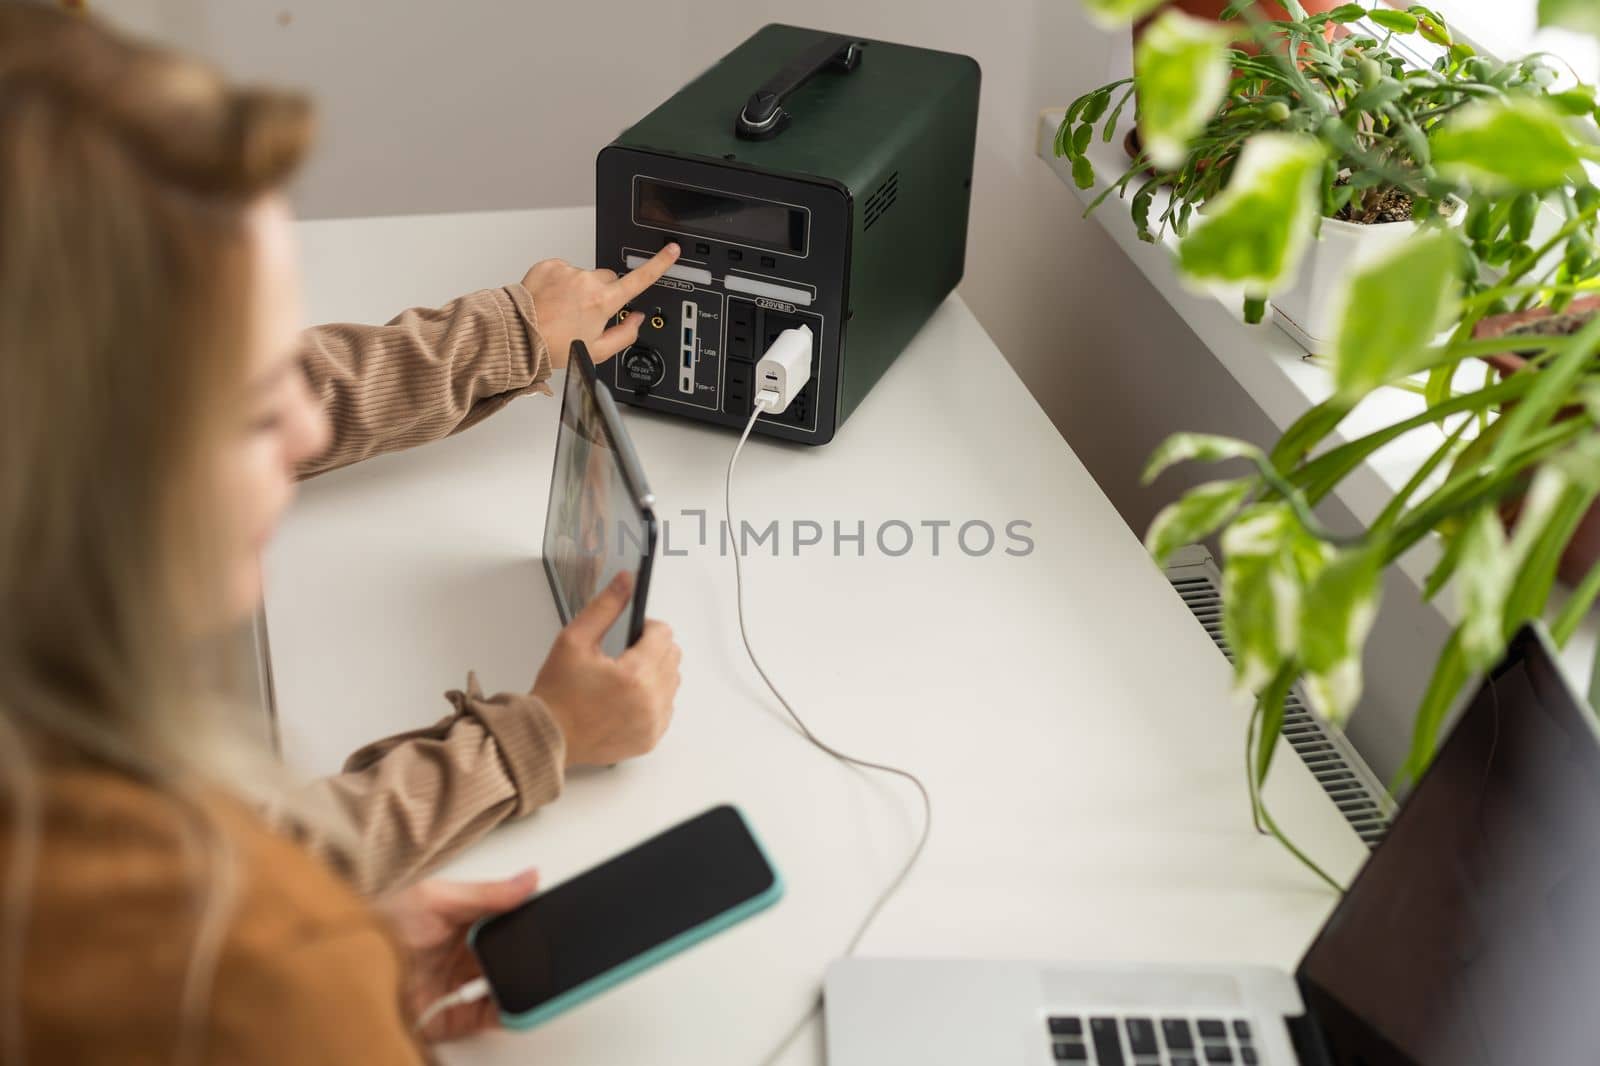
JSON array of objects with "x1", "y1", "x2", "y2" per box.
[{"x1": 595, "y1": 24, "x2": 980, "y2": 445}]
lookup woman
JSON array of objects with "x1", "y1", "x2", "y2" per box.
[{"x1": 0, "y1": 4, "x2": 679, "y2": 1060}]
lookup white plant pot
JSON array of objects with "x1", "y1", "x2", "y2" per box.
[{"x1": 1270, "y1": 216, "x2": 1419, "y2": 353}]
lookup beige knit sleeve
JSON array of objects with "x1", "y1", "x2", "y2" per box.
[
  {"x1": 292, "y1": 675, "x2": 567, "y2": 896},
  {"x1": 297, "y1": 284, "x2": 553, "y2": 479}
]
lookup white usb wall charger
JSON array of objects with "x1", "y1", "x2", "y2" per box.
[{"x1": 753, "y1": 324, "x2": 813, "y2": 415}]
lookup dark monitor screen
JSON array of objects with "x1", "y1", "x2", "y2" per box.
[
  {"x1": 1298, "y1": 627, "x2": 1600, "y2": 1064},
  {"x1": 635, "y1": 177, "x2": 806, "y2": 255}
]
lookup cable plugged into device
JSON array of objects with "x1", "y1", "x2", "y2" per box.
[
  {"x1": 415, "y1": 977, "x2": 489, "y2": 1033},
  {"x1": 753, "y1": 324, "x2": 813, "y2": 415}
]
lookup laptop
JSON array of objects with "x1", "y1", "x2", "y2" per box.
[{"x1": 825, "y1": 624, "x2": 1600, "y2": 1065}]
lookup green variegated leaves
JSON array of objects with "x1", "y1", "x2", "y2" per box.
[
  {"x1": 1432, "y1": 99, "x2": 1595, "y2": 194},
  {"x1": 1146, "y1": 480, "x2": 1257, "y2": 567},
  {"x1": 1082, "y1": 0, "x2": 1169, "y2": 29},
  {"x1": 1299, "y1": 548, "x2": 1382, "y2": 725},
  {"x1": 1456, "y1": 508, "x2": 1513, "y2": 672},
  {"x1": 1221, "y1": 504, "x2": 1335, "y2": 695},
  {"x1": 1540, "y1": 0, "x2": 1600, "y2": 37},
  {"x1": 1143, "y1": 432, "x2": 1267, "y2": 483},
  {"x1": 1142, "y1": 433, "x2": 1270, "y2": 566},
  {"x1": 1142, "y1": 437, "x2": 1367, "y2": 710},
  {"x1": 1176, "y1": 134, "x2": 1327, "y2": 308},
  {"x1": 1330, "y1": 229, "x2": 1462, "y2": 400},
  {"x1": 1135, "y1": 12, "x2": 1232, "y2": 171}
]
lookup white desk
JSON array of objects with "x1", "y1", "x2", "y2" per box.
[{"x1": 265, "y1": 207, "x2": 1368, "y2": 1065}]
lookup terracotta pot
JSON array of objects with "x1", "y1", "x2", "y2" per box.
[
  {"x1": 1473, "y1": 295, "x2": 1600, "y2": 378},
  {"x1": 1133, "y1": 0, "x2": 1345, "y2": 45},
  {"x1": 1473, "y1": 296, "x2": 1600, "y2": 585}
]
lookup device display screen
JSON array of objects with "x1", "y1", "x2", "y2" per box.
[
  {"x1": 472, "y1": 806, "x2": 777, "y2": 1016},
  {"x1": 544, "y1": 355, "x2": 649, "y2": 657},
  {"x1": 635, "y1": 178, "x2": 806, "y2": 255},
  {"x1": 1298, "y1": 628, "x2": 1600, "y2": 1064}
]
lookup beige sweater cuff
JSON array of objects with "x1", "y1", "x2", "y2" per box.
[
  {"x1": 497, "y1": 283, "x2": 555, "y2": 397},
  {"x1": 446, "y1": 672, "x2": 566, "y2": 816}
]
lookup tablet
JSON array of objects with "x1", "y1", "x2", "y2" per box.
[{"x1": 543, "y1": 342, "x2": 657, "y2": 658}]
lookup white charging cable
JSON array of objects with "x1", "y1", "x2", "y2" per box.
[
  {"x1": 415, "y1": 976, "x2": 490, "y2": 1034},
  {"x1": 418, "y1": 335, "x2": 932, "y2": 1060},
  {"x1": 729, "y1": 344, "x2": 934, "y2": 1064}
]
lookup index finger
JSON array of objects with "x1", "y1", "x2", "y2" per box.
[{"x1": 612, "y1": 243, "x2": 680, "y2": 304}]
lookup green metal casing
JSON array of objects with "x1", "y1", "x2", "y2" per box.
[{"x1": 597, "y1": 24, "x2": 980, "y2": 443}]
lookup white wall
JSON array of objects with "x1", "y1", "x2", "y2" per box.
[{"x1": 108, "y1": 0, "x2": 1436, "y2": 779}]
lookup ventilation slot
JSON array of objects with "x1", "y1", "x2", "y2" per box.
[
  {"x1": 862, "y1": 172, "x2": 899, "y2": 231},
  {"x1": 1165, "y1": 546, "x2": 1395, "y2": 848}
]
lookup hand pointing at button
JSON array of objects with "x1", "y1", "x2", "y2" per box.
[{"x1": 519, "y1": 243, "x2": 680, "y2": 367}]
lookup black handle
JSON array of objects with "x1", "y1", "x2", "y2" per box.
[{"x1": 735, "y1": 35, "x2": 862, "y2": 140}]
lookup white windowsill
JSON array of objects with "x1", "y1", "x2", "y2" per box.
[{"x1": 1035, "y1": 106, "x2": 1600, "y2": 679}]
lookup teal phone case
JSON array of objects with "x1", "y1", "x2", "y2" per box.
[{"x1": 467, "y1": 805, "x2": 784, "y2": 1031}]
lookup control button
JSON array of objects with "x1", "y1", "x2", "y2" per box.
[
  {"x1": 760, "y1": 255, "x2": 777, "y2": 268},
  {"x1": 694, "y1": 242, "x2": 711, "y2": 255},
  {"x1": 727, "y1": 248, "x2": 743, "y2": 262},
  {"x1": 723, "y1": 274, "x2": 814, "y2": 307},
  {"x1": 619, "y1": 344, "x2": 665, "y2": 391},
  {"x1": 624, "y1": 254, "x2": 712, "y2": 286}
]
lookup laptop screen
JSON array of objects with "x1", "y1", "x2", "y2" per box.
[{"x1": 1296, "y1": 627, "x2": 1600, "y2": 1064}]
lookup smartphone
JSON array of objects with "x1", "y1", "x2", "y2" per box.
[
  {"x1": 468, "y1": 804, "x2": 784, "y2": 1029},
  {"x1": 543, "y1": 340, "x2": 657, "y2": 658}
]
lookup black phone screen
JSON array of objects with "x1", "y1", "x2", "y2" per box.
[{"x1": 471, "y1": 805, "x2": 778, "y2": 1016}]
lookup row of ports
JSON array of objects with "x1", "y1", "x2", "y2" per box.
[
  {"x1": 679, "y1": 300, "x2": 697, "y2": 395},
  {"x1": 623, "y1": 292, "x2": 817, "y2": 425}
]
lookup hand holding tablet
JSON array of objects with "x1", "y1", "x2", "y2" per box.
[
  {"x1": 543, "y1": 341, "x2": 657, "y2": 656},
  {"x1": 531, "y1": 569, "x2": 679, "y2": 767},
  {"x1": 532, "y1": 341, "x2": 678, "y2": 768}
]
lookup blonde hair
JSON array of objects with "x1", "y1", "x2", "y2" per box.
[{"x1": 0, "y1": 4, "x2": 313, "y2": 1061}]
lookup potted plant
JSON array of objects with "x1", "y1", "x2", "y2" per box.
[
  {"x1": 1070, "y1": 0, "x2": 1600, "y2": 887},
  {"x1": 1060, "y1": 2, "x2": 1582, "y2": 345}
]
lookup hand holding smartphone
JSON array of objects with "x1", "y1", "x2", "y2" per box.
[{"x1": 469, "y1": 805, "x2": 783, "y2": 1029}]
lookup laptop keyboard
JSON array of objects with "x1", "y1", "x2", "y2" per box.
[{"x1": 1046, "y1": 1013, "x2": 1261, "y2": 1065}]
